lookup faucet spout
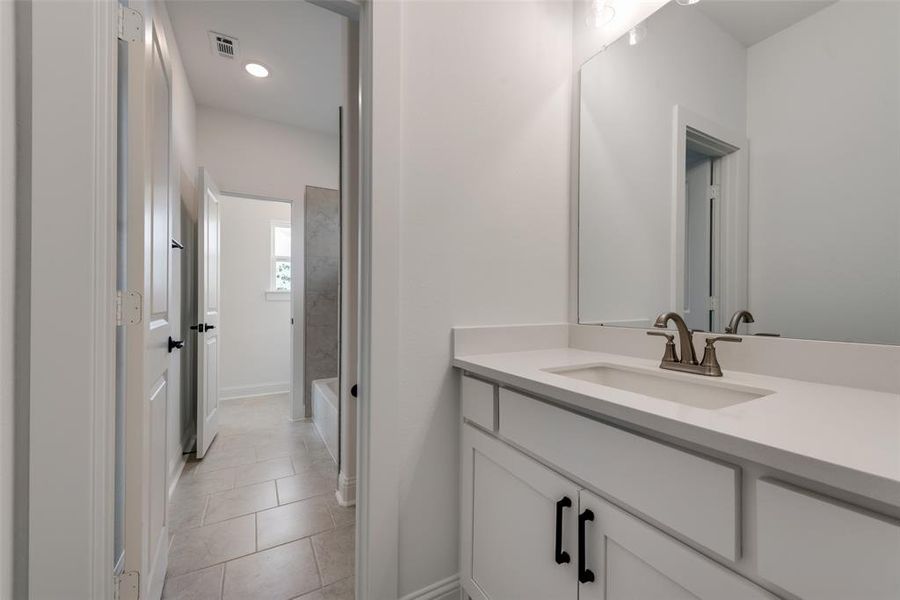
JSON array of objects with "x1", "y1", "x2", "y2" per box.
[
  {"x1": 653, "y1": 312, "x2": 697, "y2": 365},
  {"x1": 725, "y1": 310, "x2": 755, "y2": 334}
]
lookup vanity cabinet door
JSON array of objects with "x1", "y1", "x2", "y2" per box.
[
  {"x1": 578, "y1": 490, "x2": 774, "y2": 600},
  {"x1": 461, "y1": 425, "x2": 579, "y2": 600}
]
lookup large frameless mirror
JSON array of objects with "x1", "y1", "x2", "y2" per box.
[{"x1": 578, "y1": 0, "x2": 900, "y2": 344}]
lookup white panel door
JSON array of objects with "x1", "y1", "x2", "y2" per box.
[
  {"x1": 461, "y1": 425, "x2": 579, "y2": 600},
  {"x1": 123, "y1": 8, "x2": 172, "y2": 599},
  {"x1": 196, "y1": 168, "x2": 221, "y2": 458},
  {"x1": 578, "y1": 489, "x2": 774, "y2": 600}
]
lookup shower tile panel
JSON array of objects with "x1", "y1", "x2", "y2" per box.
[{"x1": 304, "y1": 186, "x2": 340, "y2": 414}]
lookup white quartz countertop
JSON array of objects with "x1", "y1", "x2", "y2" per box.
[{"x1": 453, "y1": 347, "x2": 900, "y2": 507}]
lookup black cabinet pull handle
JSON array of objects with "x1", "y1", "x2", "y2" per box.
[
  {"x1": 170, "y1": 239, "x2": 184, "y2": 250},
  {"x1": 168, "y1": 337, "x2": 184, "y2": 353},
  {"x1": 205, "y1": 324, "x2": 216, "y2": 331},
  {"x1": 555, "y1": 497, "x2": 572, "y2": 564},
  {"x1": 190, "y1": 323, "x2": 205, "y2": 332},
  {"x1": 578, "y1": 509, "x2": 595, "y2": 583}
]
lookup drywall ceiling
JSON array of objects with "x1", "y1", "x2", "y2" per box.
[
  {"x1": 166, "y1": 0, "x2": 344, "y2": 134},
  {"x1": 697, "y1": 0, "x2": 835, "y2": 47}
]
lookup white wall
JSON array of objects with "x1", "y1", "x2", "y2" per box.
[
  {"x1": 746, "y1": 1, "x2": 900, "y2": 344},
  {"x1": 369, "y1": 1, "x2": 573, "y2": 595},
  {"x1": 578, "y1": 2, "x2": 747, "y2": 324},
  {"x1": 0, "y1": 2, "x2": 14, "y2": 596},
  {"x1": 219, "y1": 196, "x2": 293, "y2": 398},
  {"x1": 197, "y1": 105, "x2": 339, "y2": 202}
]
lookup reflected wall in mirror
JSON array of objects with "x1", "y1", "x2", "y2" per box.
[{"x1": 578, "y1": 0, "x2": 900, "y2": 344}]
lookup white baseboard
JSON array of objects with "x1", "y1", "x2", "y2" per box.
[
  {"x1": 399, "y1": 575, "x2": 460, "y2": 600},
  {"x1": 336, "y1": 471, "x2": 356, "y2": 506},
  {"x1": 219, "y1": 381, "x2": 290, "y2": 401}
]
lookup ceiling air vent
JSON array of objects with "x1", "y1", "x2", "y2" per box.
[{"x1": 208, "y1": 31, "x2": 239, "y2": 60}]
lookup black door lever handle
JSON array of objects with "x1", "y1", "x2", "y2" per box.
[{"x1": 168, "y1": 337, "x2": 184, "y2": 352}]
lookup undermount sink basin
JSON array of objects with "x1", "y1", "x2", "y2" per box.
[{"x1": 543, "y1": 363, "x2": 772, "y2": 410}]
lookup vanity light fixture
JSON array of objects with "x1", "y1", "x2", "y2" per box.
[
  {"x1": 586, "y1": 0, "x2": 615, "y2": 28},
  {"x1": 628, "y1": 23, "x2": 647, "y2": 46},
  {"x1": 244, "y1": 62, "x2": 270, "y2": 78}
]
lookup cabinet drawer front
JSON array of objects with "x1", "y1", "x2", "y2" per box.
[
  {"x1": 756, "y1": 479, "x2": 900, "y2": 600},
  {"x1": 499, "y1": 389, "x2": 740, "y2": 560},
  {"x1": 462, "y1": 376, "x2": 496, "y2": 431}
]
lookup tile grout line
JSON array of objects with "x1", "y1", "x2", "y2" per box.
[
  {"x1": 219, "y1": 560, "x2": 227, "y2": 600},
  {"x1": 169, "y1": 497, "x2": 345, "y2": 578},
  {"x1": 309, "y1": 534, "x2": 326, "y2": 594},
  {"x1": 170, "y1": 524, "x2": 341, "y2": 594},
  {"x1": 200, "y1": 494, "x2": 211, "y2": 527}
]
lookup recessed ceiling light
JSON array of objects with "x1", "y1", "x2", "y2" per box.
[{"x1": 244, "y1": 62, "x2": 270, "y2": 78}]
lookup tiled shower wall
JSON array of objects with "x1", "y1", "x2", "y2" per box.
[{"x1": 304, "y1": 186, "x2": 340, "y2": 414}]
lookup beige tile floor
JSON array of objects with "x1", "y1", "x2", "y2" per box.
[{"x1": 163, "y1": 394, "x2": 355, "y2": 600}]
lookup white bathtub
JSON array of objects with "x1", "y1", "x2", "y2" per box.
[{"x1": 311, "y1": 377, "x2": 339, "y2": 464}]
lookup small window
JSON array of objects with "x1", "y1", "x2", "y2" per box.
[{"x1": 271, "y1": 222, "x2": 291, "y2": 292}]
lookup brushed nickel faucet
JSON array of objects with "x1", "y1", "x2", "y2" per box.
[
  {"x1": 725, "y1": 310, "x2": 755, "y2": 334},
  {"x1": 647, "y1": 312, "x2": 740, "y2": 377}
]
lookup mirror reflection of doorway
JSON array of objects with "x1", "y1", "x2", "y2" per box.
[
  {"x1": 683, "y1": 128, "x2": 737, "y2": 333},
  {"x1": 684, "y1": 153, "x2": 715, "y2": 332}
]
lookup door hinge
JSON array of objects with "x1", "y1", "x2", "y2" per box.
[
  {"x1": 114, "y1": 571, "x2": 139, "y2": 600},
  {"x1": 708, "y1": 184, "x2": 720, "y2": 201},
  {"x1": 705, "y1": 296, "x2": 720, "y2": 311},
  {"x1": 116, "y1": 290, "x2": 143, "y2": 326},
  {"x1": 117, "y1": 5, "x2": 144, "y2": 43}
]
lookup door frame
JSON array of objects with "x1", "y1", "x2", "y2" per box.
[
  {"x1": 20, "y1": 2, "x2": 118, "y2": 598},
  {"x1": 22, "y1": 1, "x2": 405, "y2": 600}
]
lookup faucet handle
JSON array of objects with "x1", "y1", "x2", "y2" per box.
[
  {"x1": 699, "y1": 336, "x2": 741, "y2": 376},
  {"x1": 647, "y1": 330, "x2": 675, "y2": 342},
  {"x1": 647, "y1": 331, "x2": 678, "y2": 363}
]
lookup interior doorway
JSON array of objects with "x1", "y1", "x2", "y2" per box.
[
  {"x1": 215, "y1": 193, "x2": 295, "y2": 408},
  {"x1": 114, "y1": 1, "x2": 360, "y2": 598},
  {"x1": 673, "y1": 112, "x2": 747, "y2": 335},
  {"x1": 19, "y1": 0, "x2": 373, "y2": 597}
]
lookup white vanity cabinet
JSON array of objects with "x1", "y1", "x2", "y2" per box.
[
  {"x1": 460, "y1": 423, "x2": 772, "y2": 600},
  {"x1": 459, "y1": 374, "x2": 900, "y2": 600},
  {"x1": 461, "y1": 425, "x2": 580, "y2": 600}
]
